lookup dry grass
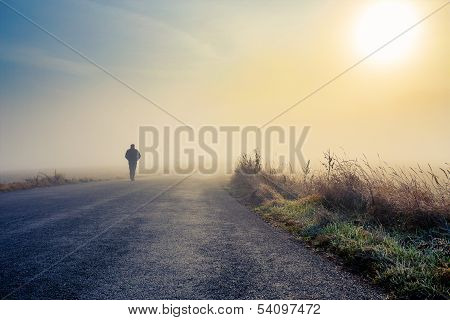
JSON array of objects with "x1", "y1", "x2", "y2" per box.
[
  {"x1": 230, "y1": 150, "x2": 449, "y2": 299},
  {"x1": 233, "y1": 150, "x2": 449, "y2": 231},
  {"x1": 0, "y1": 171, "x2": 96, "y2": 192}
]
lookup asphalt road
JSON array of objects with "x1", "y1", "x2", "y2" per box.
[{"x1": 0, "y1": 175, "x2": 382, "y2": 299}]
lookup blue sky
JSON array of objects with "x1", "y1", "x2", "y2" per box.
[
  {"x1": 0, "y1": 0, "x2": 239, "y2": 170},
  {"x1": 0, "y1": 0, "x2": 211, "y2": 95}
]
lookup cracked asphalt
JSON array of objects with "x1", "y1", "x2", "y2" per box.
[{"x1": 0, "y1": 175, "x2": 383, "y2": 299}]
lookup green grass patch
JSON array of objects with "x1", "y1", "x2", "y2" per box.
[{"x1": 254, "y1": 198, "x2": 449, "y2": 299}]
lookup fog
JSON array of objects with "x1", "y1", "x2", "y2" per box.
[{"x1": 1, "y1": 0, "x2": 448, "y2": 180}]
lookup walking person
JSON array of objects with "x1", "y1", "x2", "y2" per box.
[{"x1": 125, "y1": 144, "x2": 141, "y2": 181}]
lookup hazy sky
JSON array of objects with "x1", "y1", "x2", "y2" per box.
[{"x1": 0, "y1": 0, "x2": 449, "y2": 171}]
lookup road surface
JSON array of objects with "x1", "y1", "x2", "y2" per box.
[{"x1": 0, "y1": 175, "x2": 382, "y2": 299}]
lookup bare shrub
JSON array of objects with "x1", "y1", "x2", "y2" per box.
[{"x1": 235, "y1": 150, "x2": 262, "y2": 175}]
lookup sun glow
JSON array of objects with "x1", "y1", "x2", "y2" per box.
[{"x1": 355, "y1": 2, "x2": 419, "y2": 63}]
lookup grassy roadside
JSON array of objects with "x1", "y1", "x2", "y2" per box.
[
  {"x1": 229, "y1": 152, "x2": 449, "y2": 299},
  {"x1": 0, "y1": 171, "x2": 97, "y2": 192}
]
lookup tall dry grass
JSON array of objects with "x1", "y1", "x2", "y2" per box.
[{"x1": 232, "y1": 150, "x2": 449, "y2": 231}]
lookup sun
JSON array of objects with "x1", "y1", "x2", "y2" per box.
[{"x1": 355, "y1": 1, "x2": 419, "y2": 63}]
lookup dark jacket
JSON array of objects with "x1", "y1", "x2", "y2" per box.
[{"x1": 125, "y1": 148, "x2": 141, "y2": 162}]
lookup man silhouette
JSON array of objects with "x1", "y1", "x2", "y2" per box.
[{"x1": 125, "y1": 144, "x2": 141, "y2": 181}]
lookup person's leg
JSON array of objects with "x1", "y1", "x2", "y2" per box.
[
  {"x1": 128, "y1": 161, "x2": 134, "y2": 181},
  {"x1": 130, "y1": 161, "x2": 137, "y2": 181}
]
